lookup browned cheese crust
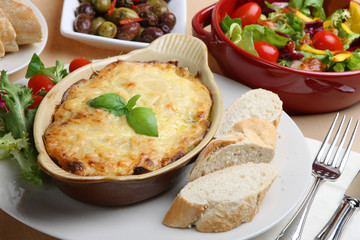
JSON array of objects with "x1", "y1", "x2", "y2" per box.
[{"x1": 44, "y1": 60, "x2": 212, "y2": 176}]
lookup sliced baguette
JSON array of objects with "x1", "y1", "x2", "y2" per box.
[
  {"x1": 163, "y1": 163, "x2": 278, "y2": 232},
  {"x1": 189, "y1": 118, "x2": 276, "y2": 181},
  {"x1": 214, "y1": 88, "x2": 282, "y2": 138}
]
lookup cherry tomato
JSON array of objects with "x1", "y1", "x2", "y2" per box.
[
  {"x1": 253, "y1": 41, "x2": 279, "y2": 62},
  {"x1": 28, "y1": 75, "x2": 55, "y2": 95},
  {"x1": 28, "y1": 95, "x2": 44, "y2": 109},
  {"x1": 69, "y1": 58, "x2": 92, "y2": 72},
  {"x1": 312, "y1": 31, "x2": 343, "y2": 51},
  {"x1": 231, "y1": 2, "x2": 262, "y2": 27}
]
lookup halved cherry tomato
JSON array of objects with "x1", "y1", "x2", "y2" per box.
[
  {"x1": 28, "y1": 75, "x2": 55, "y2": 95},
  {"x1": 253, "y1": 41, "x2": 279, "y2": 62},
  {"x1": 28, "y1": 95, "x2": 44, "y2": 109},
  {"x1": 312, "y1": 30, "x2": 343, "y2": 51},
  {"x1": 69, "y1": 58, "x2": 92, "y2": 72},
  {"x1": 231, "y1": 2, "x2": 262, "y2": 27}
]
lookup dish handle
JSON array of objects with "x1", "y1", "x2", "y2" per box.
[{"x1": 192, "y1": 4, "x2": 216, "y2": 47}]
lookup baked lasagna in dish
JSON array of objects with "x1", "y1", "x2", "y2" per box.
[{"x1": 44, "y1": 60, "x2": 213, "y2": 176}]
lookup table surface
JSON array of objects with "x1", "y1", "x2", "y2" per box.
[{"x1": 1, "y1": 0, "x2": 360, "y2": 239}]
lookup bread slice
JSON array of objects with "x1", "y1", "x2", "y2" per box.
[
  {"x1": 189, "y1": 118, "x2": 276, "y2": 181},
  {"x1": 163, "y1": 163, "x2": 278, "y2": 232},
  {"x1": 0, "y1": 0, "x2": 42, "y2": 45},
  {"x1": 214, "y1": 89, "x2": 282, "y2": 138},
  {"x1": 0, "y1": 7, "x2": 18, "y2": 55}
]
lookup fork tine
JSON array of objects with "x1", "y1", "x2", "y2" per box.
[
  {"x1": 323, "y1": 115, "x2": 346, "y2": 165},
  {"x1": 330, "y1": 117, "x2": 352, "y2": 167},
  {"x1": 338, "y1": 119, "x2": 360, "y2": 173},
  {"x1": 315, "y1": 113, "x2": 339, "y2": 163}
]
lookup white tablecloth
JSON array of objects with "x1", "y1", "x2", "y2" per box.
[{"x1": 254, "y1": 138, "x2": 360, "y2": 240}]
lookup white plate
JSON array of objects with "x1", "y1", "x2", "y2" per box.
[
  {"x1": 0, "y1": 0, "x2": 48, "y2": 74},
  {"x1": 60, "y1": 0, "x2": 187, "y2": 52},
  {"x1": 0, "y1": 73, "x2": 312, "y2": 240}
]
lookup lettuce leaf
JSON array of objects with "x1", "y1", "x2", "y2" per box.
[
  {"x1": 289, "y1": 0, "x2": 326, "y2": 19},
  {"x1": 0, "y1": 71, "x2": 44, "y2": 185}
]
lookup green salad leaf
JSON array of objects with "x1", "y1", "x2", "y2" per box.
[
  {"x1": 0, "y1": 71, "x2": 44, "y2": 185},
  {"x1": 88, "y1": 94, "x2": 158, "y2": 137},
  {"x1": 244, "y1": 24, "x2": 290, "y2": 48},
  {"x1": 289, "y1": 0, "x2": 326, "y2": 19}
]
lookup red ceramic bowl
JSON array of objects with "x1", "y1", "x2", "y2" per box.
[{"x1": 192, "y1": 0, "x2": 360, "y2": 113}]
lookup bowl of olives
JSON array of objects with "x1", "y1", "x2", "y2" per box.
[{"x1": 60, "y1": 0, "x2": 186, "y2": 52}]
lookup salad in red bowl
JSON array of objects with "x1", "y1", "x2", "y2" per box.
[{"x1": 220, "y1": 0, "x2": 360, "y2": 72}]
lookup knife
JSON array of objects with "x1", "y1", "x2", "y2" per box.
[{"x1": 315, "y1": 170, "x2": 360, "y2": 240}]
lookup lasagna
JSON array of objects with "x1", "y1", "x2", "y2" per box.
[{"x1": 44, "y1": 60, "x2": 213, "y2": 176}]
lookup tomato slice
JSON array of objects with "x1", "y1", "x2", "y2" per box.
[
  {"x1": 231, "y1": 2, "x2": 262, "y2": 27},
  {"x1": 312, "y1": 30, "x2": 343, "y2": 51},
  {"x1": 69, "y1": 58, "x2": 92, "y2": 73},
  {"x1": 28, "y1": 95, "x2": 44, "y2": 109},
  {"x1": 253, "y1": 41, "x2": 279, "y2": 62},
  {"x1": 28, "y1": 75, "x2": 55, "y2": 95}
]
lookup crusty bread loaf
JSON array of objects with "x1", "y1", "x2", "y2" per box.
[
  {"x1": 163, "y1": 163, "x2": 278, "y2": 232},
  {"x1": 214, "y1": 89, "x2": 282, "y2": 138},
  {"x1": 189, "y1": 118, "x2": 276, "y2": 181}
]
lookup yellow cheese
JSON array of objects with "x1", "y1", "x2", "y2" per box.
[{"x1": 45, "y1": 61, "x2": 213, "y2": 176}]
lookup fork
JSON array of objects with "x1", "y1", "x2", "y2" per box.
[{"x1": 276, "y1": 113, "x2": 359, "y2": 240}]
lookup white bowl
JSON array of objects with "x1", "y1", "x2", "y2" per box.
[{"x1": 60, "y1": 0, "x2": 187, "y2": 52}]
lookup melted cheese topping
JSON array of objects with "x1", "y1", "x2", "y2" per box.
[{"x1": 45, "y1": 61, "x2": 212, "y2": 176}]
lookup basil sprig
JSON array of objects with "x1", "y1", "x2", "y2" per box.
[
  {"x1": 25, "y1": 53, "x2": 68, "y2": 84},
  {"x1": 87, "y1": 93, "x2": 158, "y2": 137}
]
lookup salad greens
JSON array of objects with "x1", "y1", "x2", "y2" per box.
[
  {"x1": 221, "y1": 0, "x2": 360, "y2": 72},
  {"x1": 0, "y1": 55, "x2": 69, "y2": 185},
  {"x1": 0, "y1": 71, "x2": 44, "y2": 185},
  {"x1": 88, "y1": 93, "x2": 159, "y2": 137}
]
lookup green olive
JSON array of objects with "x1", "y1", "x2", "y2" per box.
[
  {"x1": 152, "y1": 3, "x2": 169, "y2": 17},
  {"x1": 98, "y1": 21, "x2": 117, "y2": 38},
  {"x1": 146, "y1": 0, "x2": 162, "y2": 7},
  {"x1": 90, "y1": 17, "x2": 106, "y2": 34},
  {"x1": 107, "y1": 7, "x2": 139, "y2": 23},
  {"x1": 79, "y1": 0, "x2": 91, "y2": 2},
  {"x1": 91, "y1": 0, "x2": 111, "y2": 13}
]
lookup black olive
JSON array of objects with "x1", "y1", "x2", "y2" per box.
[
  {"x1": 117, "y1": 22, "x2": 141, "y2": 40},
  {"x1": 159, "y1": 12, "x2": 176, "y2": 30},
  {"x1": 140, "y1": 27, "x2": 163, "y2": 42},
  {"x1": 74, "y1": 13, "x2": 92, "y2": 33},
  {"x1": 139, "y1": 10, "x2": 158, "y2": 27},
  {"x1": 75, "y1": 2, "x2": 96, "y2": 19}
]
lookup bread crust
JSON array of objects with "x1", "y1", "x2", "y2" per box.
[{"x1": 163, "y1": 195, "x2": 207, "y2": 228}]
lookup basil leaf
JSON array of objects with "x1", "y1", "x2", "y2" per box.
[
  {"x1": 126, "y1": 94, "x2": 141, "y2": 111},
  {"x1": 87, "y1": 93, "x2": 128, "y2": 116},
  {"x1": 25, "y1": 53, "x2": 45, "y2": 79},
  {"x1": 126, "y1": 107, "x2": 158, "y2": 137}
]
